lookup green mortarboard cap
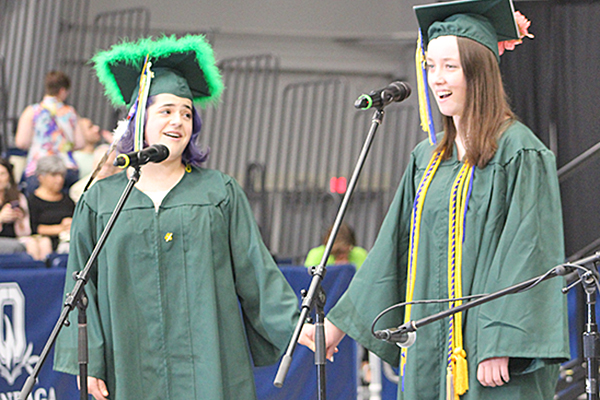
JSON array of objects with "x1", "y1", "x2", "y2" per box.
[
  {"x1": 414, "y1": 0, "x2": 520, "y2": 60},
  {"x1": 92, "y1": 35, "x2": 223, "y2": 108}
]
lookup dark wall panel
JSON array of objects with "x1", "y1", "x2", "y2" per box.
[{"x1": 502, "y1": 1, "x2": 600, "y2": 258}]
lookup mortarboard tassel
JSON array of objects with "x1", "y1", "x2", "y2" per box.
[
  {"x1": 134, "y1": 55, "x2": 153, "y2": 152},
  {"x1": 415, "y1": 30, "x2": 436, "y2": 145}
]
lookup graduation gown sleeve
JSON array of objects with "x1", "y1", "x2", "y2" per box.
[
  {"x1": 468, "y1": 138, "x2": 570, "y2": 370},
  {"x1": 224, "y1": 177, "x2": 300, "y2": 366},
  {"x1": 327, "y1": 152, "x2": 419, "y2": 366}
]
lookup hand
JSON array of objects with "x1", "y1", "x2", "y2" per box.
[
  {"x1": 299, "y1": 323, "x2": 316, "y2": 351},
  {"x1": 477, "y1": 357, "x2": 509, "y2": 387},
  {"x1": 60, "y1": 217, "x2": 73, "y2": 231},
  {"x1": 79, "y1": 376, "x2": 109, "y2": 400},
  {"x1": 0, "y1": 203, "x2": 23, "y2": 223},
  {"x1": 299, "y1": 319, "x2": 344, "y2": 361}
]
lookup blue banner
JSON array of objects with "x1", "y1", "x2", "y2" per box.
[
  {"x1": 0, "y1": 268, "x2": 78, "y2": 400},
  {"x1": 255, "y1": 265, "x2": 358, "y2": 400},
  {"x1": 0, "y1": 264, "x2": 362, "y2": 400}
]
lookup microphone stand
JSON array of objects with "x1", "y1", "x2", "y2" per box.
[
  {"x1": 576, "y1": 262, "x2": 600, "y2": 400},
  {"x1": 374, "y1": 252, "x2": 600, "y2": 400},
  {"x1": 20, "y1": 167, "x2": 142, "y2": 400},
  {"x1": 274, "y1": 108, "x2": 387, "y2": 399}
]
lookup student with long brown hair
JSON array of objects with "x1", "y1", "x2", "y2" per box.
[{"x1": 301, "y1": 0, "x2": 569, "y2": 399}]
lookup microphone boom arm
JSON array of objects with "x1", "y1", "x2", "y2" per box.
[
  {"x1": 385, "y1": 270, "x2": 559, "y2": 338},
  {"x1": 377, "y1": 254, "x2": 600, "y2": 343}
]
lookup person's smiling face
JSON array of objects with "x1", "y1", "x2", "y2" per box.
[
  {"x1": 144, "y1": 93, "x2": 193, "y2": 163},
  {"x1": 426, "y1": 35, "x2": 467, "y2": 120}
]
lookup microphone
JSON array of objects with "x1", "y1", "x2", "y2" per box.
[
  {"x1": 373, "y1": 328, "x2": 417, "y2": 348},
  {"x1": 354, "y1": 81, "x2": 412, "y2": 110},
  {"x1": 114, "y1": 144, "x2": 170, "y2": 168},
  {"x1": 373, "y1": 321, "x2": 417, "y2": 348}
]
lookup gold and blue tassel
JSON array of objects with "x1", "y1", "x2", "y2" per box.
[
  {"x1": 134, "y1": 54, "x2": 153, "y2": 152},
  {"x1": 415, "y1": 29, "x2": 436, "y2": 145}
]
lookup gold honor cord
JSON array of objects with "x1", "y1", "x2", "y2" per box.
[
  {"x1": 401, "y1": 152, "x2": 475, "y2": 398},
  {"x1": 134, "y1": 55, "x2": 153, "y2": 152},
  {"x1": 400, "y1": 150, "x2": 444, "y2": 390},
  {"x1": 446, "y1": 163, "x2": 474, "y2": 400}
]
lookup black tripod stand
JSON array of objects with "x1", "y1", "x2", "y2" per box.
[{"x1": 556, "y1": 255, "x2": 600, "y2": 400}]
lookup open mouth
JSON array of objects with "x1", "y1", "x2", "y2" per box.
[
  {"x1": 438, "y1": 90, "x2": 452, "y2": 99},
  {"x1": 163, "y1": 132, "x2": 181, "y2": 139}
]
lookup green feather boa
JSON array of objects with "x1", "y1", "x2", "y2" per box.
[{"x1": 92, "y1": 34, "x2": 223, "y2": 108}]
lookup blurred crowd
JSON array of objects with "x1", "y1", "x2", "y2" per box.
[{"x1": 1, "y1": 70, "x2": 119, "y2": 261}]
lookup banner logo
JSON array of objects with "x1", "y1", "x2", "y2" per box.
[{"x1": 0, "y1": 283, "x2": 39, "y2": 385}]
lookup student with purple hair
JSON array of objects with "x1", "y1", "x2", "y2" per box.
[{"x1": 54, "y1": 35, "x2": 299, "y2": 400}]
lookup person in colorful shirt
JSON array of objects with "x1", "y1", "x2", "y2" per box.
[
  {"x1": 15, "y1": 70, "x2": 84, "y2": 195},
  {"x1": 53, "y1": 35, "x2": 299, "y2": 400},
  {"x1": 300, "y1": 0, "x2": 569, "y2": 399}
]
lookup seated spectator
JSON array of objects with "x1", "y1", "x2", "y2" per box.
[
  {"x1": 304, "y1": 221, "x2": 372, "y2": 384},
  {"x1": 304, "y1": 222, "x2": 368, "y2": 269},
  {"x1": 0, "y1": 158, "x2": 52, "y2": 260},
  {"x1": 72, "y1": 117, "x2": 102, "y2": 178},
  {"x1": 27, "y1": 155, "x2": 75, "y2": 253},
  {"x1": 70, "y1": 144, "x2": 120, "y2": 203}
]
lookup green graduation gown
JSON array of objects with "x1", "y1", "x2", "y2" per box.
[
  {"x1": 53, "y1": 167, "x2": 300, "y2": 399},
  {"x1": 327, "y1": 121, "x2": 570, "y2": 400}
]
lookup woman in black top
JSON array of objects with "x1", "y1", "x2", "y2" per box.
[{"x1": 27, "y1": 155, "x2": 75, "y2": 252}]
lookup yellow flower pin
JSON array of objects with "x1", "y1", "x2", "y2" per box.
[{"x1": 164, "y1": 232, "x2": 173, "y2": 242}]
